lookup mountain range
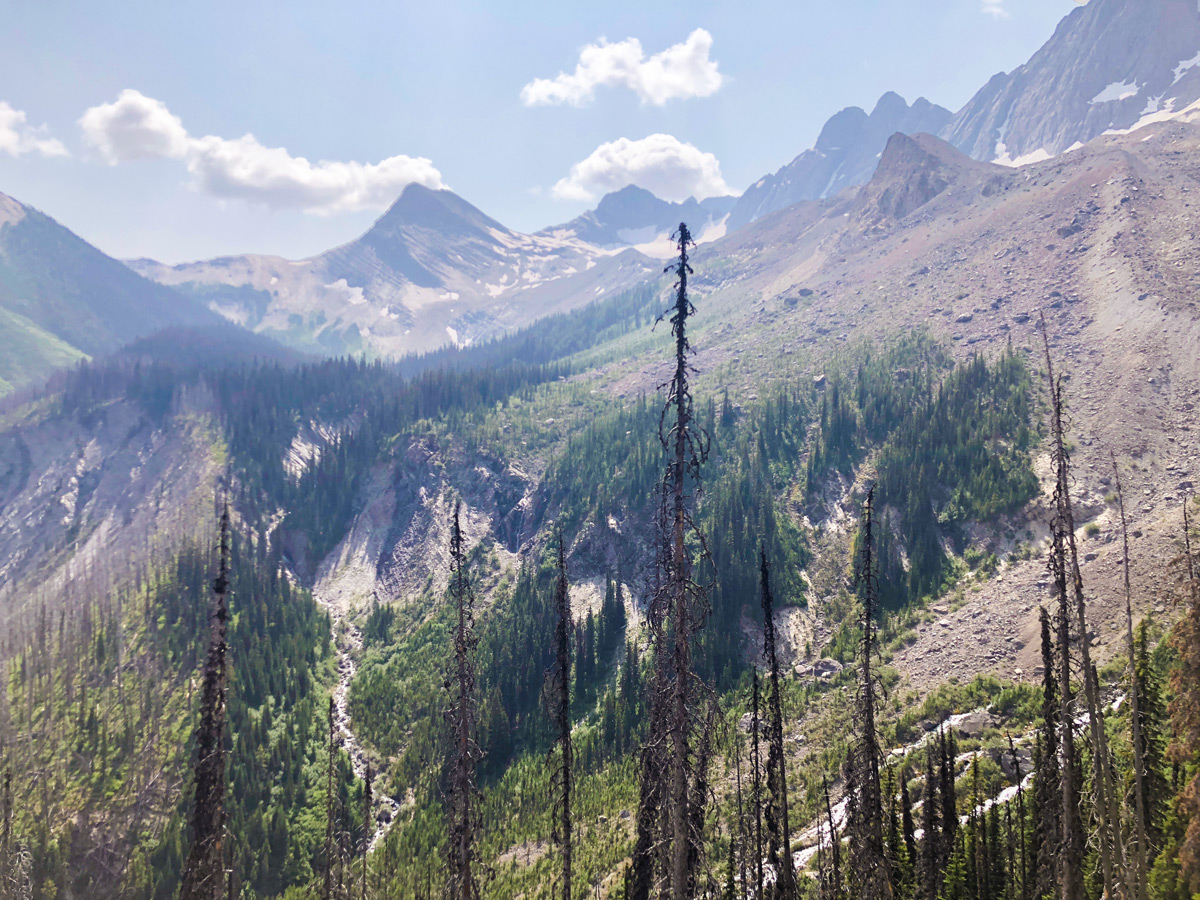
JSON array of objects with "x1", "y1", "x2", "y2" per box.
[{"x1": 0, "y1": 0, "x2": 1195, "y2": 381}]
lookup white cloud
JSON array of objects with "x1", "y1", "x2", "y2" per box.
[
  {"x1": 79, "y1": 89, "x2": 189, "y2": 162},
  {"x1": 79, "y1": 89, "x2": 443, "y2": 214},
  {"x1": 552, "y1": 134, "x2": 733, "y2": 203},
  {"x1": 0, "y1": 102, "x2": 69, "y2": 158},
  {"x1": 521, "y1": 29, "x2": 723, "y2": 107},
  {"x1": 981, "y1": 0, "x2": 1010, "y2": 19}
]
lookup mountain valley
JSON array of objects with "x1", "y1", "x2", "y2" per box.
[{"x1": 1, "y1": 1, "x2": 1200, "y2": 898}]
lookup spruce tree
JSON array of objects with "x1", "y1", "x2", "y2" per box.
[{"x1": 920, "y1": 747, "x2": 940, "y2": 900}]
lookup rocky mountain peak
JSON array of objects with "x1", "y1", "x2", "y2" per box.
[
  {"x1": 728, "y1": 92, "x2": 953, "y2": 229},
  {"x1": 943, "y1": 0, "x2": 1200, "y2": 164},
  {"x1": 857, "y1": 132, "x2": 1002, "y2": 223},
  {"x1": 368, "y1": 183, "x2": 507, "y2": 240}
]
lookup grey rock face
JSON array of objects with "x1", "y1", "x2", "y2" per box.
[
  {"x1": 728, "y1": 92, "x2": 952, "y2": 229},
  {"x1": 943, "y1": 0, "x2": 1200, "y2": 163}
]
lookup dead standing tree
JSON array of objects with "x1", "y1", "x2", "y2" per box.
[
  {"x1": 1041, "y1": 320, "x2": 1125, "y2": 900},
  {"x1": 179, "y1": 503, "x2": 231, "y2": 900},
  {"x1": 445, "y1": 501, "x2": 483, "y2": 900},
  {"x1": 1112, "y1": 455, "x2": 1149, "y2": 900},
  {"x1": 632, "y1": 222, "x2": 715, "y2": 900},
  {"x1": 760, "y1": 550, "x2": 794, "y2": 899},
  {"x1": 844, "y1": 487, "x2": 891, "y2": 900},
  {"x1": 547, "y1": 534, "x2": 574, "y2": 900},
  {"x1": 750, "y1": 670, "x2": 765, "y2": 900}
]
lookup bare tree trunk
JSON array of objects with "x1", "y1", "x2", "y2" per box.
[
  {"x1": 325, "y1": 696, "x2": 335, "y2": 900},
  {"x1": 1040, "y1": 322, "x2": 1124, "y2": 900},
  {"x1": 179, "y1": 503, "x2": 231, "y2": 900},
  {"x1": 363, "y1": 762, "x2": 372, "y2": 900},
  {"x1": 734, "y1": 734, "x2": 748, "y2": 900},
  {"x1": 445, "y1": 501, "x2": 481, "y2": 900},
  {"x1": 637, "y1": 221, "x2": 713, "y2": 900},
  {"x1": 824, "y1": 780, "x2": 842, "y2": 900},
  {"x1": 760, "y1": 551, "x2": 794, "y2": 899},
  {"x1": 550, "y1": 535, "x2": 573, "y2": 900},
  {"x1": 1112, "y1": 457, "x2": 1149, "y2": 900},
  {"x1": 751, "y1": 671, "x2": 765, "y2": 900},
  {"x1": 846, "y1": 488, "x2": 891, "y2": 900}
]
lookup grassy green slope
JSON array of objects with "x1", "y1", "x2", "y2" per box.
[
  {"x1": 0, "y1": 196, "x2": 220, "y2": 391},
  {"x1": 0, "y1": 305, "x2": 88, "y2": 395}
]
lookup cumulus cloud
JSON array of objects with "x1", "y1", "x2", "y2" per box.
[
  {"x1": 981, "y1": 0, "x2": 1010, "y2": 19},
  {"x1": 79, "y1": 89, "x2": 443, "y2": 214},
  {"x1": 79, "y1": 90, "x2": 189, "y2": 162},
  {"x1": 521, "y1": 29, "x2": 723, "y2": 107},
  {"x1": 0, "y1": 102, "x2": 69, "y2": 158},
  {"x1": 552, "y1": 134, "x2": 733, "y2": 203}
]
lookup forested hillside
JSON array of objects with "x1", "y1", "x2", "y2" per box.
[{"x1": 1, "y1": 216, "x2": 1195, "y2": 900}]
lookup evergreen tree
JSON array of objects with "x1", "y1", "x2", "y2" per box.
[{"x1": 920, "y1": 747, "x2": 940, "y2": 900}]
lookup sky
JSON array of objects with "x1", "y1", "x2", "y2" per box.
[{"x1": 0, "y1": 0, "x2": 1077, "y2": 264}]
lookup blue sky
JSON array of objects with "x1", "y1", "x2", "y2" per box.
[{"x1": 0, "y1": 0, "x2": 1074, "y2": 263}]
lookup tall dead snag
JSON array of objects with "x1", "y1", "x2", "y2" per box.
[
  {"x1": 823, "y1": 779, "x2": 843, "y2": 900},
  {"x1": 1033, "y1": 608, "x2": 1062, "y2": 900},
  {"x1": 635, "y1": 221, "x2": 714, "y2": 900},
  {"x1": 548, "y1": 534, "x2": 574, "y2": 900},
  {"x1": 362, "y1": 762, "x2": 372, "y2": 900},
  {"x1": 1112, "y1": 456, "x2": 1149, "y2": 900},
  {"x1": 630, "y1": 508, "x2": 672, "y2": 900},
  {"x1": 750, "y1": 670, "x2": 765, "y2": 900},
  {"x1": 179, "y1": 503, "x2": 232, "y2": 900},
  {"x1": 1040, "y1": 321, "x2": 1123, "y2": 900},
  {"x1": 325, "y1": 696, "x2": 336, "y2": 900},
  {"x1": 845, "y1": 487, "x2": 891, "y2": 900},
  {"x1": 1168, "y1": 496, "x2": 1200, "y2": 890},
  {"x1": 445, "y1": 501, "x2": 482, "y2": 900},
  {"x1": 760, "y1": 550, "x2": 794, "y2": 899}
]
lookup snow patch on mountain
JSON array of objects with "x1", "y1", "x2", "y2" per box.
[{"x1": 1090, "y1": 80, "x2": 1141, "y2": 104}]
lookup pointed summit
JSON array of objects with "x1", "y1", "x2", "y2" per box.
[
  {"x1": 370, "y1": 184, "x2": 507, "y2": 240},
  {"x1": 728, "y1": 92, "x2": 952, "y2": 229},
  {"x1": 856, "y1": 132, "x2": 1006, "y2": 222}
]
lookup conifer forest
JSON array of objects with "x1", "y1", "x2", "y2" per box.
[{"x1": 1, "y1": 218, "x2": 1197, "y2": 900}]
